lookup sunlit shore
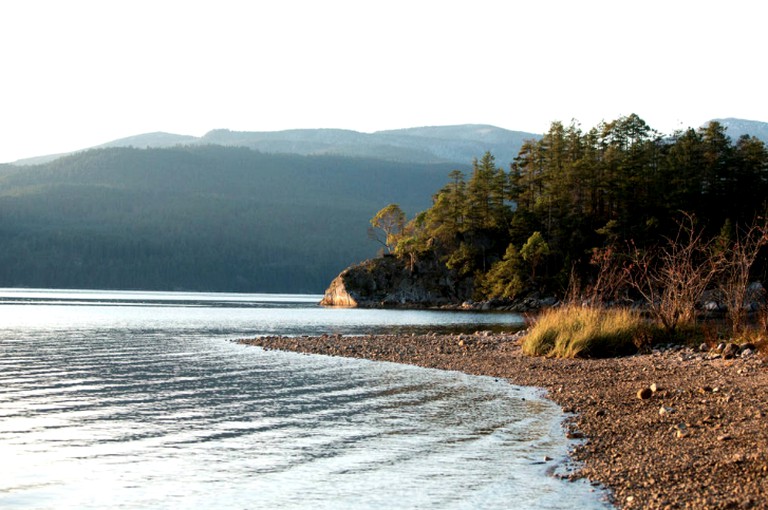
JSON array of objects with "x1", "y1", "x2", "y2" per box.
[{"x1": 240, "y1": 332, "x2": 768, "y2": 509}]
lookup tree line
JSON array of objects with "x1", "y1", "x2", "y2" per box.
[{"x1": 372, "y1": 115, "x2": 768, "y2": 308}]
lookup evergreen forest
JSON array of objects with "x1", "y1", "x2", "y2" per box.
[
  {"x1": 0, "y1": 146, "x2": 457, "y2": 292},
  {"x1": 379, "y1": 115, "x2": 768, "y2": 302},
  {"x1": 2, "y1": 116, "x2": 767, "y2": 297}
]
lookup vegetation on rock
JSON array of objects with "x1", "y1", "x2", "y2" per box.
[
  {"x1": 337, "y1": 115, "x2": 768, "y2": 349},
  {"x1": 356, "y1": 115, "x2": 768, "y2": 311}
]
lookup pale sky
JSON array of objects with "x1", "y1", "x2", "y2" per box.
[{"x1": 1, "y1": 0, "x2": 766, "y2": 163}]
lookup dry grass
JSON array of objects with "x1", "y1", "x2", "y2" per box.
[{"x1": 522, "y1": 305, "x2": 649, "y2": 358}]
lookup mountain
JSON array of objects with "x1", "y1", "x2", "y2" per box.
[
  {"x1": 11, "y1": 119, "x2": 768, "y2": 167},
  {"x1": 11, "y1": 124, "x2": 539, "y2": 167},
  {"x1": 197, "y1": 125, "x2": 535, "y2": 166},
  {"x1": 0, "y1": 145, "x2": 460, "y2": 293},
  {"x1": 712, "y1": 118, "x2": 768, "y2": 144},
  {"x1": 96, "y1": 131, "x2": 199, "y2": 149},
  {"x1": 10, "y1": 132, "x2": 201, "y2": 166}
]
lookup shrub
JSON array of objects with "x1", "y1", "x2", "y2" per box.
[
  {"x1": 623, "y1": 212, "x2": 718, "y2": 334},
  {"x1": 477, "y1": 243, "x2": 526, "y2": 300},
  {"x1": 522, "y1": 305, "x2": 649, "y2": 358}
]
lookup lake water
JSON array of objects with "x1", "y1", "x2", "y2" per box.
[{"x1": 0, "y1": 289, "x2": 611, "y2": 509}]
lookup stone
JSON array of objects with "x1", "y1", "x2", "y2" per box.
[
  {"x1": 319, "y1": 256, "x2": 464, "y2": 308},
  {"x1": 650, "y1": 383, "x2": 660, "y2": 393},
  {"x1": 540, "y1": 296, "x2": 558, "y2": 307},
  {"x1": 659, "y1": 406, "x2": 676, "y2": 416},
  {"x1": 320, "y1": 273, "x2": 360, "y2": 307},
  {"x1": 637, "y1": 387, "x2": 653, "y2": 400},
  {"x1": 704, "y1": 301, "x2": 720, "y2": 312},
  {"x1": 674, "y1": 423, "x2": 689, "y2": 438},
  {"x1": 722, "y1": 343, "x2": 739, "y2": 359}
]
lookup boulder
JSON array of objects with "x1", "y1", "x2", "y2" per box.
[
  {"x1": 320, "y1": 273, "x2": 360, "y2": 307},
  {"x1": 722, "y1": 343, "x2": 739, "y2": 360},
  {"x1": 319, "y1": 256, "x2": 471, "y2": 308}
]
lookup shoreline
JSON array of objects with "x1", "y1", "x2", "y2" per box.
[{"x1": 238, "y1": 332, "x2": 768, "y2": 509}]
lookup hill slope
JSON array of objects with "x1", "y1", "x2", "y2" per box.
[
  {"x1": 0, "y1": 146, "x2": 459, "y2": 292},
  {"x1": 712, "y1": 118, "x2": 768, "y2": 143}
]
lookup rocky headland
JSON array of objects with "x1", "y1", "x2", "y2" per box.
[
  {"x1": 239, "y1": 332, "x2": 768, "y2": 509},
  {"x1": 319, "y1": 255, "x2": 470, "y2": 308},
  {"x1": 319, "y1": 255, "x2": 557, "y2": 312}
]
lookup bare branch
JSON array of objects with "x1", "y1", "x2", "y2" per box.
[
  {"x1": 624, "y1": 213, "x2": 718, "y2": 332},
  {"x1": 715, "y1": 216, "x2": 768, "y2": 334}
]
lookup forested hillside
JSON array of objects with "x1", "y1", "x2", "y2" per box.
[
  {"x1": 4, "y1": 116, "x2": 767, "y2": 296},
  {"x1": 361, "y1": 115, "x2": 768, "y2": 305},
  {"x1": 0, "y1": 146, "x2": 459, "y2": 292}
]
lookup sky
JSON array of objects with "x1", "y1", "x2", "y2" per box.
[{"x1": 1, "y1": 0, "x2": 766, "y2": 163}]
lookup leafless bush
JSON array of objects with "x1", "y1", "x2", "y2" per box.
[
  {"x1": 563, "y1": 264, "x2": 584, "y2": 305},
  {"x1": 624, "y1": 213, "x2": 718, "y2": 333},
  {"x1": 715, "y1": 216, "x2": 768, "y2": 335},
  {"x1": 563, "y1": 246, "x2": 627, "y2": 308},
  {"x1": 586, "y1": 245, "x2": 627, "y2": 305}
]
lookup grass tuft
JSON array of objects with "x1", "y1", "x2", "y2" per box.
[{"x1": 522, "y1": 305, "x2": 649, "y2": 358}]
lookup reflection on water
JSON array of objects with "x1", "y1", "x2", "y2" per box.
[
  {"x1": 0, "y1": 290, "x2": 610, "y2": 509},
  {"x1": 0, "y1": 288, "x2": 525, "y2": 337}
]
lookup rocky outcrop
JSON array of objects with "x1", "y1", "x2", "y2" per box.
[
  {"x1": 319, "y1": 255, "x2": 471, "y2": 308},
  {"x1": 319, "y1": 273, "x2": 361, "y2": 307},
  {"x1": 319, "y1": 255, "x2": 561, "y2": 310}
]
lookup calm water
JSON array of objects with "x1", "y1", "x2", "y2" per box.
[{"x1": 0, "y1": 289, "x2": 610, "y2": 509}]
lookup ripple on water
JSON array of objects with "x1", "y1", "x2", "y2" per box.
[{"x1": 0, "y1": 309, "x2": 610, "y2": 509}]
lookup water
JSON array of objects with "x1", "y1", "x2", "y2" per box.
[{"x1": 0, "y1": 289, "x2": 610, "y2": 509}]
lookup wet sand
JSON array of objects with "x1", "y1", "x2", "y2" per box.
[{"x1": 238, "y1": 332, "x2": 768, "y2": 509}]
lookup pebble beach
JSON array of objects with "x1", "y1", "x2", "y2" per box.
[{"x1": 239, "y1": 332, "x2": 768, "y2": 509}]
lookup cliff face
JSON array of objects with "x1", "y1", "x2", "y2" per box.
[
  {"x1": 320, "y1": 256, "x2": 472, "y2": 308},
  {"x1": 319, "y1": 274, "x2": 360, "y2": 307}
]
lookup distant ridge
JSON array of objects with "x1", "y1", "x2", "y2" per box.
[
  {"x1": 711, "y1": 118, "x2": 768, "y2": 143},
  {"x1": 96, "y1": 131, "x2": 198, "y2": 149},
  {"x1": 10, "y1": 118, "x2": 768, "y2": 166},
  {"x1": 11, "y1": 124, "x2": 540, "y2": 167}
]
